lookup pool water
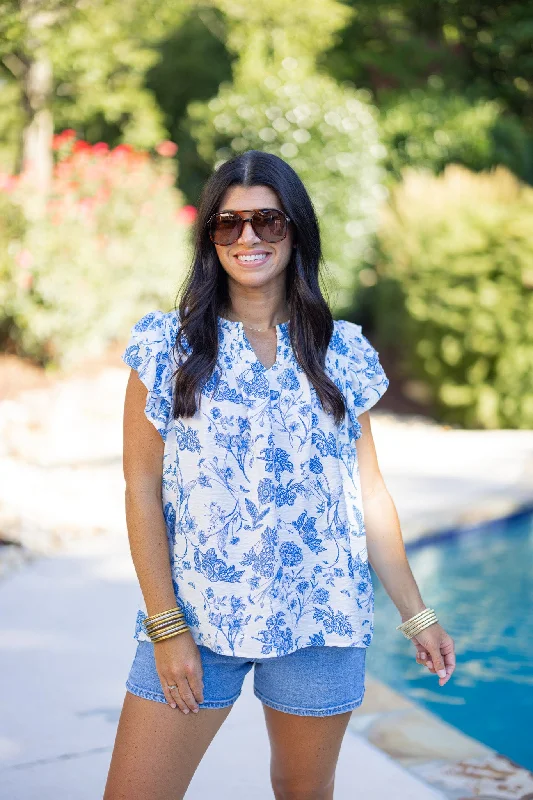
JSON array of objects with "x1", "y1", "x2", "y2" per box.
[{"x1": 367, "y1": 510, "x2": 533, "y2": 771}]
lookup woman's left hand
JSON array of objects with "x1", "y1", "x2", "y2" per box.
[{"x1": 411, "y1": 623, "x2": 456, "y2": 686}]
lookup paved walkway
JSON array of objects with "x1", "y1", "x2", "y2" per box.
[
  {"x1": 0, "y1": 541, "x2": 446, "y2": 799},
  {"x1": 1, "y1": 364, "x2": 533, "y2": 798}
]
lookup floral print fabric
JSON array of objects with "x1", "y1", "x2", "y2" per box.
[{"x1": 122, "y1": 310, "x2": 388, "y2": 657}]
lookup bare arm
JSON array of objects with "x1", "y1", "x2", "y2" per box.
[
  {"x1": 355, "y1": 411, "x2": 456, "y2": 685},
  {"x1": 355, "y1": 411, "x2": 425, "y2": 623},
  {"x1": 123, "y1": 368, "x2": 204, "y2": 713},
  {"x1": 123, "y1": 368, "x2": 177, "y2": 616}
]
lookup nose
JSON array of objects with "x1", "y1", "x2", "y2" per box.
[{"x1": 237, "y1": 219, "x2": 261, "y2": 246}]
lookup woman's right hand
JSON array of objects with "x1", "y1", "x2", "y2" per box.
[{"x1": 154, "y1": 631, "x2": 205, "y2": 713}]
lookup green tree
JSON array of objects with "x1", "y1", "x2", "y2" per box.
[
  {"x1": 322, "y1": 0, "x2": 533, "y2": 124},
  {"x1": 0, "y1": 0, "x2": 189, "y2": 191},
  {"x1": 145, "y1": 5, "x2": 235, "y2": 202},
  {"x1": 320, "y1": 1, "x2": 533, "y2": 182},
  {"x1": 187, "y1": 0, "x2": 385, "y2": 311}
]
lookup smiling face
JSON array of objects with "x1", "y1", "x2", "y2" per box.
[{"x1": 213, "y1": 184, "x2": 293, "y2": 293}]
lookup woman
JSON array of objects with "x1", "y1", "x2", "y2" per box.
[{"x1": 104, "y1": 150, "x2": 455, "y2": 799}]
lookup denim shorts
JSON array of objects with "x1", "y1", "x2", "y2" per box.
[{"x1": 126, "y1": 640, "x2": 366, "y2": 717}]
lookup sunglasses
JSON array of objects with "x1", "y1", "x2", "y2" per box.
[{"x1": 206, "y1": 208, "x2": 291, "y2": 245}]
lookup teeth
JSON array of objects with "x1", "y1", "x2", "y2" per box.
[{"x1": 237, "y1": 254, "x2": 268, "y2": 262}]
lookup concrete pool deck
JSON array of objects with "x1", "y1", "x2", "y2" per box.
[{"x1": 1, "y1": 365, "x2": 533, "y2": 798}]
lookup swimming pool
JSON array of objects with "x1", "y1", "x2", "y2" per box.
[{"x1": 367, "y1": 509, "x2": 533, "y2": 771}]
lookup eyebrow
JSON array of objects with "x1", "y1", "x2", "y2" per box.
[{"x1": 217, "y1": 207, "x2": 282, "y2": 213}]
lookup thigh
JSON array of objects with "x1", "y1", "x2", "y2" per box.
[
  {"x1": 103, "y1": 690, "x2": 232, "y2": 800},
  {"x1": 262, "y1": 704, "x2": 352, "y2": 799}
]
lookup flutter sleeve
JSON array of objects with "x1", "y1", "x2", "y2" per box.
[
  {"x1": 122, "y1": 310, "x2": 178, "y2": 440},
  {"x1": 341, "y1": 320, "x2": 389, "y2": 417}
]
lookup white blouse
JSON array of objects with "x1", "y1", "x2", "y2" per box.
[{"x1": 122, "y1": 309, "x2": 388, "y2": 657}]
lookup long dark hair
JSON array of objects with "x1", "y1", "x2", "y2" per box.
[{"x1": 172, "y1": 149, "x2": 347, "y2": 425}]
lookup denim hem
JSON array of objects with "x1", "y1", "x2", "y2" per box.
[
  {"x1": 253, "y1": 686, "x2": 365, "y2": 717},
  {"x1": 125, "y1": 680, "x2": 241, "y2": 709}
]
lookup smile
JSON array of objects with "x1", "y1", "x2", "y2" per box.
[{"x1": 234, "y1": 252, "x2": 271, "y2": 266}]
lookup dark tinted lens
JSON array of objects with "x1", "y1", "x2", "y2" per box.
[
  {"x1": 210, "y1": 213, "x2": 242, "y2": 244},
  {"x1": 253, "y1": 210, "x2": 286, "y2": 242}
]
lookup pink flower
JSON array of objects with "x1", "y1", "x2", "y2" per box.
[
  {"x1": 20, "y1": 273, "x2": 34, "y2": 291},
  {"x1": 175, "y1": 205, "x2": 197, "y2": 225},
  {"x1": 15, "y1": 249, "x2": 34, "y2": 269},
  {"x1": 52, "y1": 129, "x2": 77, "y2": 150},
  {"x1": 73, "y1": 140, "x2": 92, "y2": 154},
  {"x1": 156, "y1": 140, "x2": 178, "y2": 157},
  {"x1": 112, "y1": 144, "x2": 134, "y2": 157},
  {"x1": 92, "y1": 142, "x2": 109, "y2": 155},
  {"x1": 0, "y1": 172, "x2": 18, "y2": 192}
]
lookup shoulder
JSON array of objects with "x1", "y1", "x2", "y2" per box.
[
  {"x1": 329, "y1": 320, "x2": 389, "y2": 416},
  {"x1": 330, "y1": 319, "x2": 376, "y2": 361},
  {"x1": 122, "y1": 308, "x2": 182, "y2": 372},
  {"x1": 129, "y1": 309, "x2": 180, "y2": 342}
]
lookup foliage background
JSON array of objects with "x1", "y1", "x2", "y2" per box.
[{"x1": 1, "y1": 0, "x2": 532, "y2": 427}]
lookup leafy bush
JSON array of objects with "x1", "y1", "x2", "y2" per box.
[
  {"x1": 187, "y1": 59, "x2": 386, "y2": 310},
  {"x1": 380, "y1": 90, "x2": 532, "y2": 185},
  {"x1": 0, "y1": 188, "x2": 26, "y2": 341},
  {"x1": 373, "y1": 165, "x2": 533, "y2": 429},
  {"x1": 0, "y1": 132, "x2": 194, "y2": 368}
]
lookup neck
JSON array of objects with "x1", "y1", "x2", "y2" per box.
[{"x1": 220, "y1": 298, "x2": 290, "y2": 328}]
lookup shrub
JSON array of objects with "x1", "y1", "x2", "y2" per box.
[
  {"x1": 0, "y1": 188, "x2": 26, "y2": 342},
  {"x1": 187, "y1": 59, "x2": 386, "y2": 311},
  {"x1": 1, "y1": 132, "x2": 193, "y2": 369},
  {"x1": 374, "y1": 165, "x2": 533, "y2": 429},
  {"x1": 380, "y1": 90, "x2": 532, "y2": 185}
]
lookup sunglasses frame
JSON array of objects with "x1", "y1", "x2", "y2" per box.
[{"x1": 206, "y1": 208, "x2": 292, "y2": 245}]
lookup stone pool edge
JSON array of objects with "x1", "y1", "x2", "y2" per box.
[{"x1": 356, "y1": 502, "x2": 533, "y2": 799}]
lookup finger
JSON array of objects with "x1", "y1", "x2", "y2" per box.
[
  {"x1": 186, "y1": 669, "x2": 204, "y2": 705},
  {"x1": 441, "y1": 649, "x2": 456, "y2": 682},
  {"x1": 171, "y1": 685, "x2": 191, "y2": 715},
  {"x1": 444, "y1": 647, "x2": 456, "y2": 673},
  {"x1": 158, "y1": 674, "x2": 178, "y2": 709},
  {"x1": 427, "y1": 648, "x2": 447, "y2": 679},
  {"x1": 162, "y1": 684, "x2": 178, "y2": 709},
  {"x1": 177, "y1": 677, "x2": 200, "y2": 713}
]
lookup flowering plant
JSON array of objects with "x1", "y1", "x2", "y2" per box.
[{"x1": 1, "y1": 133, "x2": 194, "y2": 368}]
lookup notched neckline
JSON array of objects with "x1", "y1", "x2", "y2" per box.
[{"x1": 217, "y1": 316, "x2": 290, "y2": 372}]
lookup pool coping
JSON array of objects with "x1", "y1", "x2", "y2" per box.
[{"x1": 358, "y1": 501, "x2": 533, "y2": 799}]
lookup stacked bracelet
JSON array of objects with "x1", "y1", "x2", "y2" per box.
[
  {"x1": 396, "y1": 607, "x2": 438, "y2": 639},
  {"x1": 143, "y1": 606, "x2": 190, "y2": 643}
]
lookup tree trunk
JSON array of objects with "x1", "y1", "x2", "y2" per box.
[
  {"x1": 21, "y1": 53, "x2": 54, "y2": 196},
  {"x1": 18, "y1": 0, "x2": 55, "y2": 199}
]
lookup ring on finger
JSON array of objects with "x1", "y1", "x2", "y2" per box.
[{"x1": 167, "y1": 684, "x2": 178, "y2": 690}]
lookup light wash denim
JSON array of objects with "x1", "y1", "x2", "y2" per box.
[{"x1": 126, "y1": 639, "x2": 366, "y2": 717}]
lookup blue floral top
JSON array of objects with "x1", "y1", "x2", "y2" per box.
[{"x1": 122, "y1": 310, "x2": 388, "y2": 657}]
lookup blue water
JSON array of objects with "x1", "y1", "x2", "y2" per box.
[{"x1": 367, "y1": 510, "x2": 533, "y2": 771}]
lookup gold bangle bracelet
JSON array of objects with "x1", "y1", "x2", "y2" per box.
[
  {"x1": 144, "y1": 614, "x2": 185, "y2": 632},
  {"x1": 151, "y1": 625, "x2": 190, "y2": 643},
  {"x1": 402, "y1": 619, "x2": 438, "y2": 640},
  {"x1": 397, "y1": 608, "x2": 435, "y2": 632},
  {"x1": 149, "y1": 619, "x2": 189, "y2": 634},
  {"x1": 144, "y1": 607, "x2": 184, "y2": 624},
  {"x1": 401, "y1": 616, "x2": 438, "y2": 637},
  {"x1": 401, "y1": 611, "x2": 437, "y2": 634},
  {"x1": 150, "y1": 627, "x2": 189, "y2": 643},
  {"x1": 397, "y1": 609, "x2": 438, "y2": 639}
]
